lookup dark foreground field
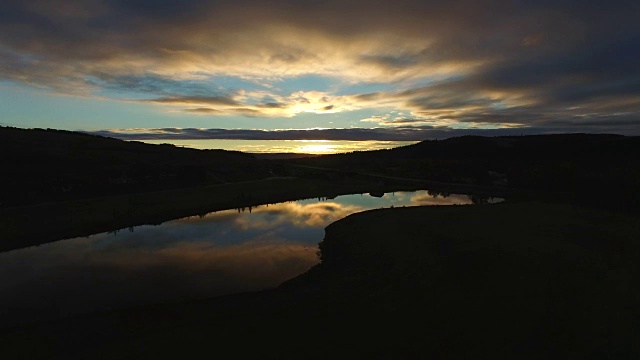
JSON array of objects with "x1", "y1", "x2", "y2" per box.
[{"x1": 2, "y1": 201, "x2": 638, "y2": 359}]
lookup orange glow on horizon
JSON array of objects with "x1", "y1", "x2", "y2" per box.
[{"x1": 139, "y1": 139, "x2": 417, "y2": 154}]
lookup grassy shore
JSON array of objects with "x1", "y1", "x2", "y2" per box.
[{"x1": 2, "y1": 201, "x2": 638, "y2": 359}]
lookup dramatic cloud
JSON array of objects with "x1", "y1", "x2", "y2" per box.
[{"x1": 1, "y1": 0, "x2": 639, "y2": 136}]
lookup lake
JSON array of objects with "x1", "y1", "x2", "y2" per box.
[{"x1": 0, "y1": 190, "x2": 496, "y2": 327}]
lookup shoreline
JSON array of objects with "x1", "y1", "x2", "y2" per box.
[
  {"x1": 0, "y1": 177, "x2": 431, "y2": 252},
  {"x1": 0, "y1": 175, "x2": 521, "y2": 252}
]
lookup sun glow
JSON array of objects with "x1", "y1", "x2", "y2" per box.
[
  {"x1": 292, "y1": 140, "x2": 338, "y2": 154},
  {"x1": 138, "y1": 139, "x2": 417, "y2": 154}
]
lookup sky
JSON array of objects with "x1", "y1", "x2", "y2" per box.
[{"x1": 1, "y1": 0, "x2": 639, "y2": 148}]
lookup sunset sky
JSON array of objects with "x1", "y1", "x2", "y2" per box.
[{"x1": 1, "y1": 0, "x2": 638, "y2": 150}]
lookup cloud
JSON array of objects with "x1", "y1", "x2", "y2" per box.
[
  {"x1": 185, "y1": 108, "x2": 223, "y2": 114},
  {"x1": 132, "y1": 90, "x2": 368, "y2": 117},
  {"x1": 1, "y1": 0, "x2": 639, "y2": 134},
  {"x1": 0, "y1": 0, "x2": 619, "y2": 86},
  {"x1": 150, "y1": 96, "x2": 240, "y2": 107}
]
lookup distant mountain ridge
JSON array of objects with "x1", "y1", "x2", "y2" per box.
[
  {"x1": 0, "y1": 126, "x2": 268, "y2": 207},
  {"x1": 292, "y1": 133, "x2": 640, "y2": 210},
  {"x1": 3, "y1": 127, "x2": 639, "y2": 210},
  {"x1": 391, "y1": 133, "x2": 635, "y2": 159}
]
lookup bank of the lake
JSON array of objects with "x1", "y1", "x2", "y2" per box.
[
  {"x1": 3, "y1": 201, "x2": 638, "y2": 359},
  {"x1": 0, "y1": 176, "x2": 510, "y2": 252},
  {"x1": 0, "y1": 190, "x2": 478, "y2": 329},
  {"x1": 0, "y1": 177, "x2": 375, "y2": 251}
]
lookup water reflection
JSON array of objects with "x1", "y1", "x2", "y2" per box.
[
  {"x1": 0, "y1": 190, "x2": 486, "y2": 327},
  {"x1": 210, "y1": 201, "x2": 365, "y2": 230}
]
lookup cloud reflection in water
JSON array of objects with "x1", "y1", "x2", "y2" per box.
[
  {"x1": 410, "y1": 193, "x2": 473, "y2": 206},
  {"x1": 0, "y1": 190, "x2": 476, "y2": 327},
  {"x1": 221, "y1": 201, "x2": 365, "y2": 229}
]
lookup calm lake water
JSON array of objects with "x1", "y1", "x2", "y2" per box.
[{"x1": 0, "y1": 190, "x2": 494, "y2": 327}]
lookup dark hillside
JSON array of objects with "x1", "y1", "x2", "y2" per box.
[
  {"x1": 290, "y1": 134, "x2": 640, "y2": 210},
  {"x1": 0, "y1": 127, "x2": 268, "y2": 207}
]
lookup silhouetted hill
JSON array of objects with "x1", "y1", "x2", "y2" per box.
[
  {"x1": 4, "y1": 128, "x2": 639, "y2": 210},
  {"x1": 388, "y1": 133, "x2": 635, "y2": 160},
  {"x1": 0, "y1": 126, "x2": 268, "y2": 207},
  {"x1": 290, "y1": 134, "x2": 640, "y2": 210}
]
